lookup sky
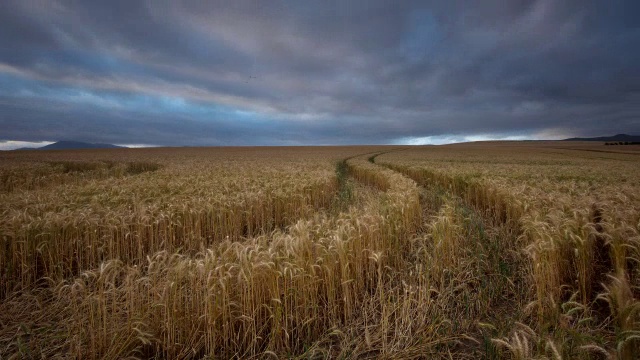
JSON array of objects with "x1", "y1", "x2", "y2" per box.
[{"x1": 1, "y1": 0, "x2": 639, "y2": 149}]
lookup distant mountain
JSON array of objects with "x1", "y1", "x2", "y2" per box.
[
  {"x1": 564, "y1": 134, "x2": 640, "y2": 142},
  {"x1": 12, "y1": 141, "x2": 126, "y2": 150}
]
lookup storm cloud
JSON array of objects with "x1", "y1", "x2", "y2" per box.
[{"x1": 1, "y1": 0, "x2": 639, "y2": 147}]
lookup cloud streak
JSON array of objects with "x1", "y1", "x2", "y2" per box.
[{"x1": 1, "y1": 0, "x2": 639, "y2": 147}]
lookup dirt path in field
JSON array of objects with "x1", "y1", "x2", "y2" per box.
[{"x1": 364, "y1": 150, "x2": 527, "y2": 358}]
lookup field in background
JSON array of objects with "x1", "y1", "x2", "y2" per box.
[{"x1": 0, "y1": 143, "x2": 638, "y2": 359}]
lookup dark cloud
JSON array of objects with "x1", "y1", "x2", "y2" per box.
[{"x1": 1, "y1": 0, "x2": 639, "y2": 147}]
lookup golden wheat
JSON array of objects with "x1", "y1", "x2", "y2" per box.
[{"x1": 1, "y1": 143, "x2": 638, "y2": 358}]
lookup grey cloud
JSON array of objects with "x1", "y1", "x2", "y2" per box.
[{"x1": 0, "y1": 0, "x2": 639, "y2": 147}]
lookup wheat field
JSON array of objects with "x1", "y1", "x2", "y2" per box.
[{"x1": 0, "y1": 143, "x2": 638, "y2": 359}]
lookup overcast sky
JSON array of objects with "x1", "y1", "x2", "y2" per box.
[{"x1": 1, "y1": 0, "x2": 638, "y2": 149}]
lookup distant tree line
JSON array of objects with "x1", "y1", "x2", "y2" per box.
[{"x1": 604, "y1": 142, "x2": 640, "y2": 145}]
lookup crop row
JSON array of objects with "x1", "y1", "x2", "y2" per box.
[
  {"x1": 377, "y1": 147, "x2": 640, "y2": 358},
  {"x1": 0, "y1": 153, "x2": 341, "y2": 297}
]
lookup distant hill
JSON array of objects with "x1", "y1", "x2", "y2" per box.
[
  {"x1": 42, "y1": 141, "x2": 126, "y2": 150},
  {"x1": 14, "y1": 141, "x2": 126, "y2": 151},
  {"x1": 564, "y1": 134, "x2": 640, "y2": 142}
]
